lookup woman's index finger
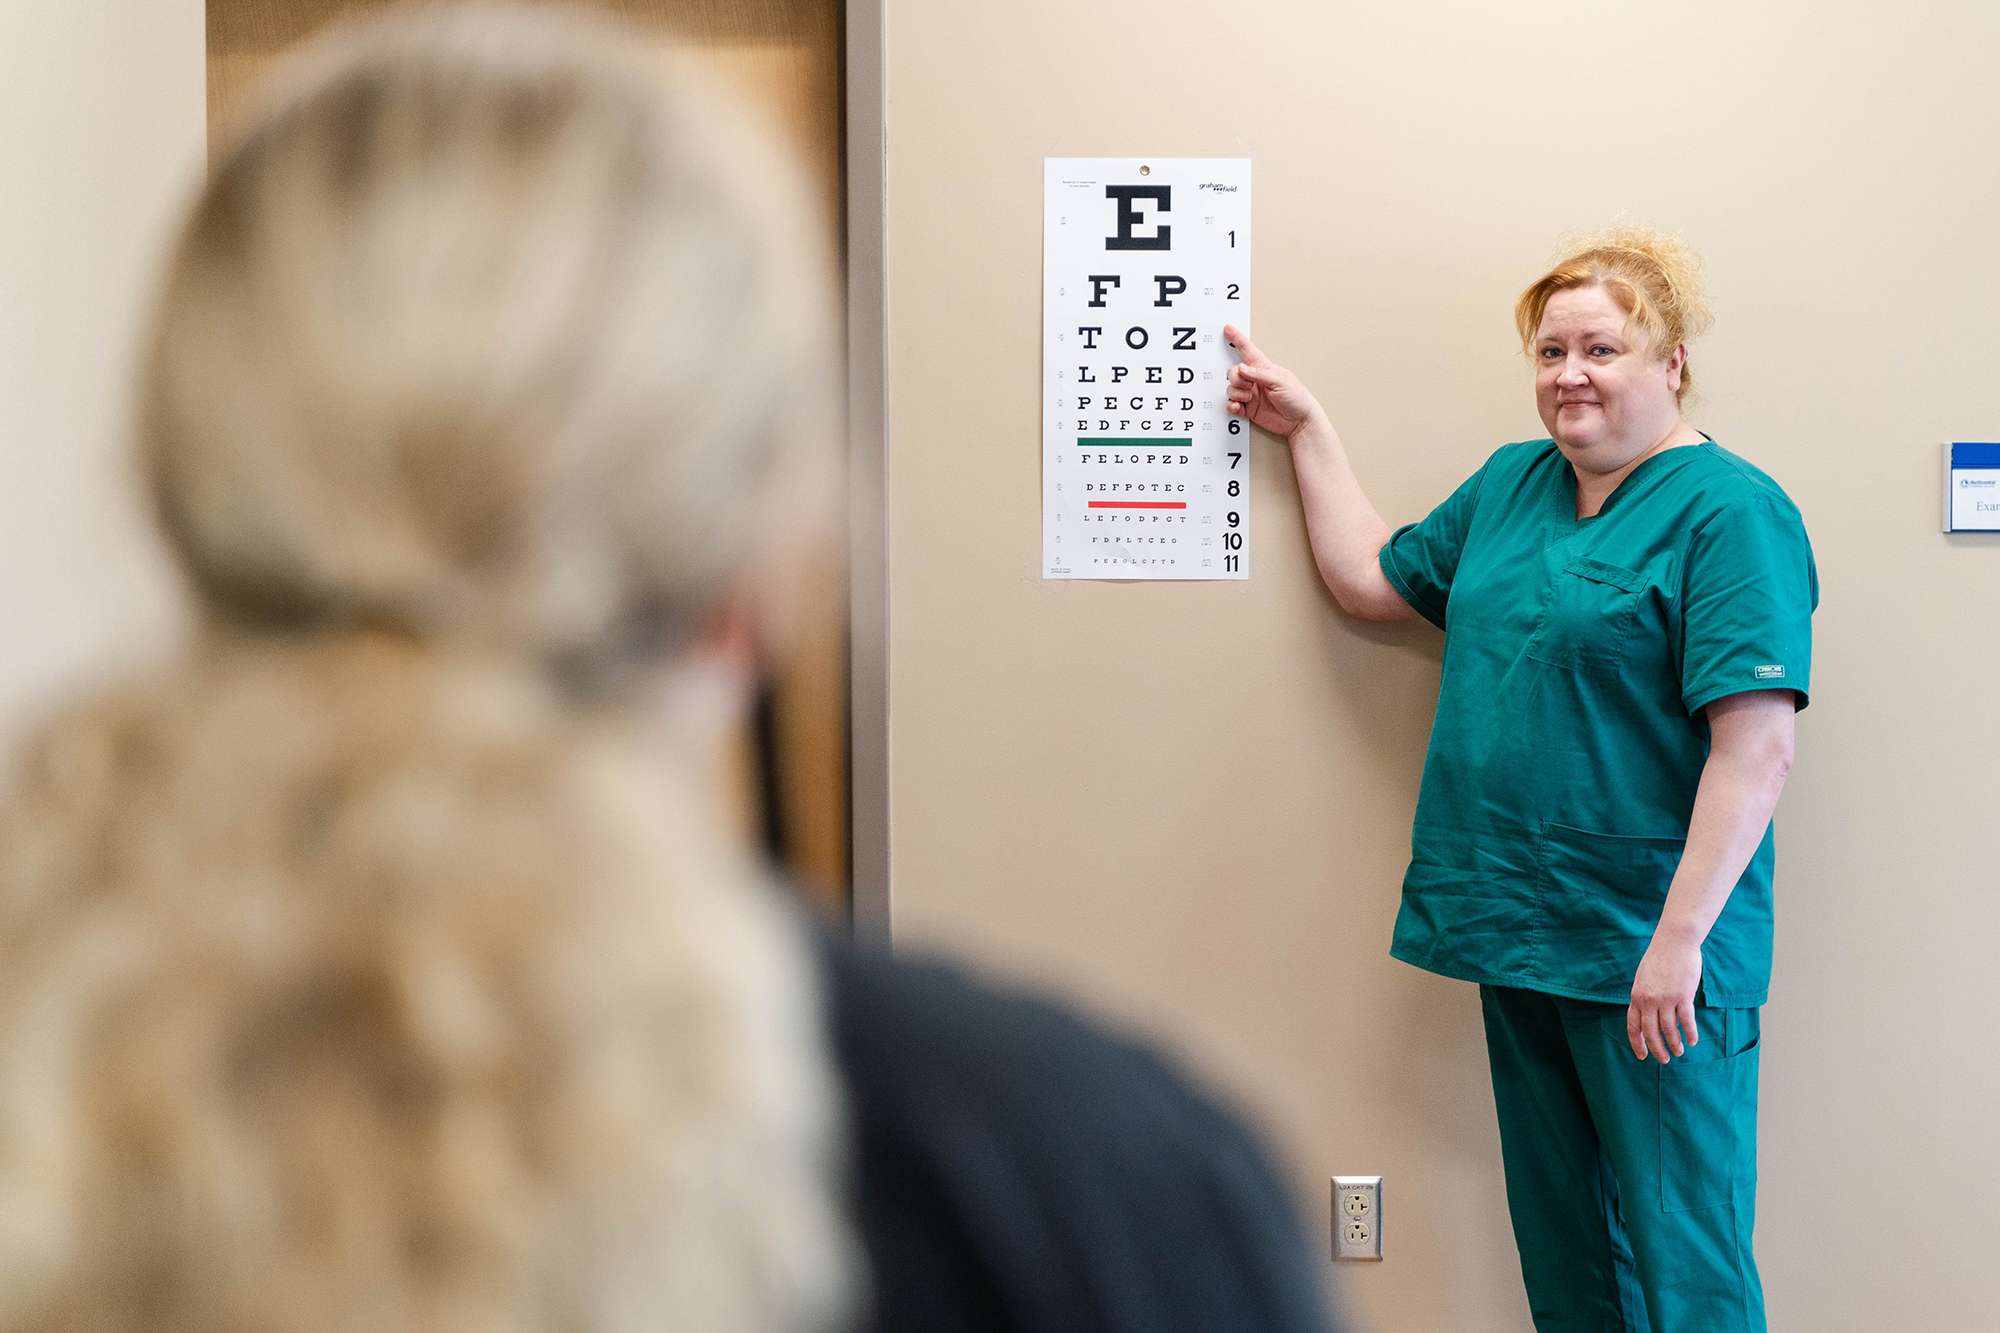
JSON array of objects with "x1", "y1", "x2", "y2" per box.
[{"x1": 1222, "y1": 324, "x2": 1266, "y2": 365}]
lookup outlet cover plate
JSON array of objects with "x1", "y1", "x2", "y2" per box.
[{"x1": 1332, "y1": 1176, "x2": 1383, "y2": 1261}]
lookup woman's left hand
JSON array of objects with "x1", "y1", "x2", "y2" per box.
[{"x1": 1627, "y1": 937, "x2": 1704, "y2": 1063}]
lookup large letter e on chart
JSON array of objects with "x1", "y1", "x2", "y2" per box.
[{"x1": 1105, "y1": 184, "x2": 1171, "y2": 250}]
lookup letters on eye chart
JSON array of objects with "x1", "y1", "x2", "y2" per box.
[{"x1": 1043, "y1": 158, "x2": 1250, "y2": 580}]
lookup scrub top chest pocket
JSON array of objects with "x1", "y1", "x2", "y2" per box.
[{"x1": 1527, "y1": 556, "x2": 1649, "y2": 677}]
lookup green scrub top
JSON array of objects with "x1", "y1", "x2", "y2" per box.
[{"x1": 1378, "y1": 439, "x2": 1817, "y2": 1007}]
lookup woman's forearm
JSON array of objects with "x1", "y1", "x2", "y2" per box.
[
  {"x1": 1655, "y1": 702, "x2": 1796, "y2": 947},
  {"x1": 1285, "y1": 413, "x2": 1406, "y2": 619}
]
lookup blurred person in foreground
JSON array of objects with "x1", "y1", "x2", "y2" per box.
[{"x1": 0, "y1": 6, "x2": 1335, "y2": 1332}]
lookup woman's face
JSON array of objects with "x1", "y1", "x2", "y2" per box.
[{"x1": 1533, "y1": 284, "x2": 1685, "y2": 474}]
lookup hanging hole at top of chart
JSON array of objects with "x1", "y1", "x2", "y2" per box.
[{"x1": 1139, "y1": 164, "x2": 1150, "y2": 176}]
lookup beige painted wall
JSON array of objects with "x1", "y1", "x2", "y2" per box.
[
  {"x1": 0, "y1": 1, "x2": 204, "y2": 749},
  {"x1": 880, "y1": 1, "x2": 2000, "y2": 1328}
]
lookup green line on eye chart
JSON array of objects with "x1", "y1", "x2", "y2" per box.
[{"x1": 1078, "y1": 438, "x2": 1191, "y2": 447}]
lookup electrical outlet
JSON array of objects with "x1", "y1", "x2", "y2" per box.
[{"x1": 1331, "y1": 1176, "x2": 1383, "y2": 1261}]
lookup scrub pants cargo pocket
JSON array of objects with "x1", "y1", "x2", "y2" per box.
[{"x1": 1660, "y1": 1033, "x2": 1760, "y2": 1213}]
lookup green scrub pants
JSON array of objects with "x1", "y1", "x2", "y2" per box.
[{"x1": 1479, "y1": 985, "x2": 1765, "y2": 1333}]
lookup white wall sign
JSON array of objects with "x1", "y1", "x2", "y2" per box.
[
  {"x1": 1945, "y1": 442, "x2": 2000, "y2": 533},
  {"x1": 1042, "y1": 158, "x2": 1250, "y2": 580}
]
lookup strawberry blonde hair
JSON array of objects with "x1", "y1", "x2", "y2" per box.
[{"x1": 1514, "y1": 226, "x2": 1714, "y2": 399}]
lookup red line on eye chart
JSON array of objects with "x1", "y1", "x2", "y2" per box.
[{"x1": 1087, "y1": 501, "x2": 1187, "y2": 510}]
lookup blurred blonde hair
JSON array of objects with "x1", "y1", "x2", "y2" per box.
[
  {"x1": 0, "y1": 6, "x2": 851, "y2": 1331},
  {"x1": 1514, "y1": 226, "x2": 1713, "y2": 400},
  {"x1": 145, "y1": 1, "x2": 836, "y2": 686}
]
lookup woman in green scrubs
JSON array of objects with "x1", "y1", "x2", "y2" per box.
[{"x1": 1225, "y1": 230, "x2": 1814, "y2": 1333}]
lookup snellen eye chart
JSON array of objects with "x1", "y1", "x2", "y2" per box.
[{"x1": 1043, "y1": 158, "x2": 1250, "y2": 581}]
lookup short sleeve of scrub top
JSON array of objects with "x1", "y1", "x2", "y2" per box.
[
  {"x1": 1679, "y1": 495, "x2": 1818, "y2": 715},
  {"x1": 1376, "y1": 454, "x2": 1496, "y2": 629}
]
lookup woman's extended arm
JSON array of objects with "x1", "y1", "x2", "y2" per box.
[
  {"x1": 1627, "y1": 690, "x2": 1798, "y2": 1062},
  {"x1": 1224, "y1": 326, "x2": 1412, "y2": 622}
]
